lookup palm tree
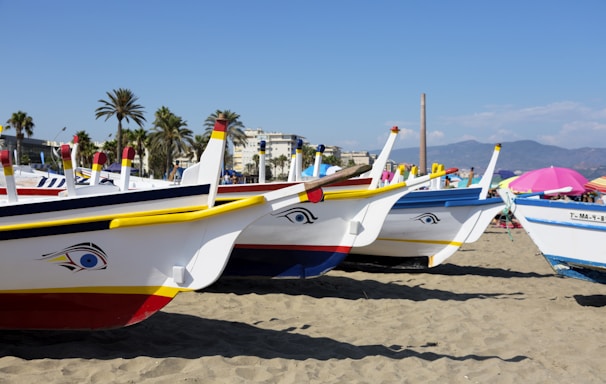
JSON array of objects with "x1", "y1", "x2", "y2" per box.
[
  {"x1": 5, "y1": 111, "x2": 35, "y2": 164},
  {"x1": 131, "y1": 128, "x2": 148, "y2": 175},
  {"x1": 323, "y1": 155, "x2": 342, "y2": 166},
  {"x1": 302, "y1": 144, "x2": 316, "y2": 169},
  {"x1": 269, "y1": 157, "x2": 279, "y2": 179},
  {"x1": 203, "y1": 109, "x2": 247, "y2": 169},
  {"x1": 277, "y1": 154, "x2": 288, "y2": 178},
  {"x1": 73, "y1": 130, "x2": 97, "y2": 168},
  {"x1": 148, "y1": 106, "x2": 193, "y2": 179},
  {"x1": 102, "y1": 140, "x2": 117, "y2": 165},
  {"x1": 189, "y1": 134, "x2": 209, "y2": 163},
  {"x1": 95, "y1": 88, "x2": 146, "y2": 162},
  {"x1": 252, "y1": 153, "x2": 260, "y2": 173}
]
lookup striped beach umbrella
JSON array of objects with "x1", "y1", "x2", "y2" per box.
[{"x1": 585, "y1": 176, "x2": 606, "y2": 193}]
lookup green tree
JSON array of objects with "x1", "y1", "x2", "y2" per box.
[
  {"x1": 252, "y1": 153, "x2": 259, "y2": 174},
  {"x1": 102, "y1": 140, "x2": 117, "y2": 165},
  {"x1": 323, "y1": 155, "x2": 342, "y2": 166},
  {"x1": 95, "y1": 88, "x2": 146, "y2": 162},
  {"x1": 269, "y1": 157, "x2": 279, "y2": 180},
  {"x1": 131, "y1": 128, "x2": 148, "y2": 175},
  {"x1": 149, "y1": 106, "x2": 193, "y2": 179},
  {"x1": 189, "y1": 134, "x2": 209, "y2": 163},
  {"x1": 203, "y1": 110, "x2": 247, "y2": 169},
  {"x1": 302, "y1": 144, "x2": 315, "y2": 169},
  {"x1": 121, "y1": 128, "x2": 134, "y2": 149},
  {"x1": 5, "y1": 110, "x2": 35, "y2": 164},
  {"x1": 73, "y1": 130, "x2": 98, "y2": 168},
  {"x1": 277, "y1": 154, "x2": 288, "y2": 178}
]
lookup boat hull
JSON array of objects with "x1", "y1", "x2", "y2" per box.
[
  {"x1": 349, "y1": 188, "x2": 505, "y2": 268},
  {"x1": 0, "y1": 219, "x2": 214, "y2": 330},
  {"x1": 224, "y1": 198, "x2": 372, "y2": 279},
  {"x1": 0, "y1": 291, "x2": 173, "y2": 330},
  {"x1": 509, "y1": 197, "x2": 606, "y2": 284},
  {"x1": 225, "y1": 245, "x2": 349, "y2": 279},
  {"x1": 224, "y1": 183, "x2": 414, "y2": 279}
]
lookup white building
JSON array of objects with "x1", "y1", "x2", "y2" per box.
[
  {"x1": 340, "y1": 150, "x2": 376, "y2": 167},
  {"x1": 233, "y1": 129, "x2": 307, "y2": 174}
]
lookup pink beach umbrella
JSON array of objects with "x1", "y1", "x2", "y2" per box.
[{"x1": 509, "y1": 166, "x2": 588, "y2": 196}]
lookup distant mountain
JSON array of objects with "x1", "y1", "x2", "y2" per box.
[{"x1": 371, "y1": 140, "x2": 606, "y2": 179}]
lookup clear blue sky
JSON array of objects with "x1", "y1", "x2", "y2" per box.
[{"x1": 1, "y1": 0, "x2": 605, "y2": 151}]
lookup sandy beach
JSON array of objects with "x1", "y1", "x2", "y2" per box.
[{"x1": 1, "y1": 226, "x2": 606, "y2": 383}]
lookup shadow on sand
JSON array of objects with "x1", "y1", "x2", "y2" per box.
[
  {"x1": 337, "y1": 257, "x2": 551, "y2": 279},
  {"x1": 573, "y1": 294, "x2": 606, "y2": 308},
  {"x1": 0, "y1": 311, "x2": 528, "y2": 363},
  {"x1": 206, "y1": 274, "x2": 525, "y2": 302}
]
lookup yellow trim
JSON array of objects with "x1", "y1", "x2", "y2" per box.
[
  {"x1": 214, "y1": 196, "x2": 246, "y2": 203},
  {"x1": 0, "y1": 204, "x2": 208, "y2": 233},
  {"x1": 3, "y1": 167, "x2": 13, "y2": 176},
  {"x1": 211, "y1": 131, "x2": 226, "y2": 140},
  {"x1": 297, "y1": 191, "x2": 310, "y2": 202},
  {"x1": 121, "y1": 158, "x2": 132, "y2": 167},
  {"x1": 63, "y1": 160, "x2": 73, "y2": 170},
  {"x1": 92, "y1": 163, "x2": 103, "y2": 172},
  {"x1": 0, "y1": 285, "x2": 184, "y2": 298},
  {"x1": 110, "y1": 195, "x2": 266, "y2": 229},
  {"x1": 323, "y1": 182, "x2": 407, "y2": 200},
  {"x1": 323, "y1": 168, "x2": 449, "y2": 200}
]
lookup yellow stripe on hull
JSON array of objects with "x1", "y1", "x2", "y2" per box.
[
  {"x1": 0, "y1": 285, "x2": 185, "y2": 298},
  {"x1": 111, "y1": 195, "x2": 266, "y2": 229},
  {"x1": 0, "y1": 204, "x2": 208, "y2": 232}
]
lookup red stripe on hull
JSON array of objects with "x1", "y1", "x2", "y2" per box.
[
  {"x1": 0, "y1": 188, "x2": 64, "y2": 196},
  {"x1": 0, "y1": 292, "x2": 173, "y2": 330}
]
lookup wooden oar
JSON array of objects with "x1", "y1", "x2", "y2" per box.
[{"x1": 302, "y1": 164, "x2": 372, "y2": 202}]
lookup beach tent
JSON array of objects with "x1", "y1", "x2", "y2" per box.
[
  {"x1": 104, "y1": 162, "x2": 139, "y2": 174},
  {"x1": 301, "y1": 164, "x2": 342, "y2": 178}
]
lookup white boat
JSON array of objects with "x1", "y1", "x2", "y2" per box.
[
  {"x1": 221, "y1": 127, "x2": 457, "y2": 278},
  {"x1": 0, "y1": 116, "x2": 364, "y2": 330},
  {"x1": 499, "y1": 187, "x2": 606, "y2": 284},
  {"x1": 345, "y1": 144, "x2": 506, "y2": 268},
  {"x1": 225, "y1": 167, "x2": 454, "y2": 278}
]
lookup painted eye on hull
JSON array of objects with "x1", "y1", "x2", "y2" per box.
[
  {"x1": 412, "y1": 213, "x2": 440, "y2": 224},
  {"x1": 273, "y1": 207, "x2": 318, "y2": 224},
  {"x1": 40, "y1": 242, "x2": 109, "y2": 272}
]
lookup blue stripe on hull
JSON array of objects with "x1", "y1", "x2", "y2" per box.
[
  {"x1": 392, "y1": 188, "x2": 484, "y2": 209},
  {"x1": 543, "y1": 254, "x2": 606, "y2": 284},
  {"x1": 224, "y1": 248, "x2": 348, "y2": 279}
]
